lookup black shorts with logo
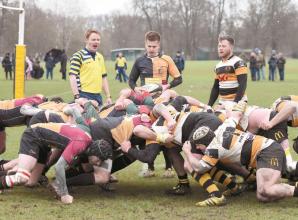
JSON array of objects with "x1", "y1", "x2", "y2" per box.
[
  {"x1": 257, "y1": 111, "x2": 288, "y2": 143},
  {"x1": 256, "y1": 142, "x2": 286, "y2": 173}
]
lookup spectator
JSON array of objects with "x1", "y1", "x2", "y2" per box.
[
  {"x1": 60, "y1": 50, "x2": 68, "y2": 80},
  {"x1": 25, "y1": 56, "x2": 33, "y2": 80},
  {"x1": 1, "y1": 53, "x2": 13, "y2": 80},
  {"x1": 268, "y1": 50, "x2": 278, "y2": 81},
  {"x1": 31, "y1": 57, "x2": 44, "y2": 79},
  {"x1": 44, "y1": 52, "x2": 55, "y2": 80},
  {"x1": 256, "y1": 49, "x2": 266, "y2": 80},
  {"x1": 115, "y1": 52, "x2": 128, "y2": 83},
  {"x1": 173, "y1": 51, "x2": 185, "y2": 74},
  {"x1": 277, "y1": 52, "x2": 286, "y2": 81},
  {"x1": 249, "y1": 51, "x2": 258, "y2": 81}
]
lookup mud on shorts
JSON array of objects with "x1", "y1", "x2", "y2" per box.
[{"x1": 256, "y1": 142, "x2": 286, "y2": 174}]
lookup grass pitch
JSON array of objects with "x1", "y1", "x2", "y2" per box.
[{"x1": 0, "y1": 60, "x2": 298, "y2": 220}]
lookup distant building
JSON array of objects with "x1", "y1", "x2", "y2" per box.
[{"x1": 111, "y1": 48, "x2": 145, "y2": 61}]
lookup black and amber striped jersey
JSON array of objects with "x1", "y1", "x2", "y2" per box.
[
  {"x1": 272, "y1": 95, "x2": 298, "y2": 127},
  {"x1": 214, "y1": 55, "x2": 248, "y2": 102},
  {"x1": 129, "y1": 54, "x2": 182, "y2": 90},
  {"x1": 201, "y1": 118, "x2": 274, "y2": 170},
  {"x1": 90, "y1": 115, "x2": 152, "y2": 149}
]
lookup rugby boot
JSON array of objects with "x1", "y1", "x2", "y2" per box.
[
  {"x1": 196, "y1": 195, "x2": 226, "y2": 207},
  {"x1": 165, "y1": 183, "x2": 191, "y2": 195}
]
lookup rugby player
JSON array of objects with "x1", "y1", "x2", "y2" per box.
[
  {"x1": 0, "y1": 122, "x2": 112, "y2": 204},
  {"x1": 208, "y1": 35, "x2": 248, "y2": 111},
  {"x1": 183, "y1": 103, "x2": 298, "y2": 202},
  {"x1": 0, "y1": 94, "x2": 47, "y2": 154}
]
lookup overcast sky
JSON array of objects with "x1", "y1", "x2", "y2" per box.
[
  {"x1": 34, "y1": 0, "x2": 133, "y2": 16},
  {"x1": 33, "y1": 0, "x2": 298, "y2": 17}
]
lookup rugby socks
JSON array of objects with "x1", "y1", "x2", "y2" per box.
[
  {"x1": 209, "y1": 167, "x2": 236, "y2": 190},
  {"x1": 285, "y1": 148, "x2": 297, "y2": 172},
  {"x1": 191, "y1": 171, "x2": 221, "y2": 198},
  {"x1": 66, "y1": 173, "x2": 95, "y2": 186},
  {"x1": 163, "y1": 149, "x2": 172, "y2": 170},
  {"x1": 178, "y1": 174, "x2": 190, "y2": 187},
  {"x1": 0, "y1": 176, "x2": 10, "y2": 189},
  {"x1": 0, "y1": 169, "x2": 30, "y2": 189}
]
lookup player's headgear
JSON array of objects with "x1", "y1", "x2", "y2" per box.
[
  {"x1": 191, "y1": 126, "x2": 215, "y2": 146},
  {"x1": 86, "y1": 139, "x2": 113, "y2": 160}
]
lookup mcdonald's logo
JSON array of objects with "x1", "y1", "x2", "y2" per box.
[
  {"x1": 270, "y1": 158, "x2": 279, "y2": 167},
  {"x1": 274, "y1": 131, "x2": 284, "y2": 140}
]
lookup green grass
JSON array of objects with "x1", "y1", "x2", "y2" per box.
[{"x1": 1, "y1": 60, "x2": 298, "y2": 220}]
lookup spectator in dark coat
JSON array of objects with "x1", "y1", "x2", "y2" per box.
[
  {"x1": 44, "y1": 52, "x2": 55, "y2": 80},
  {"x1": 60, "y1": 50, "x2": 68, "y2": 80},
  {"x1": 173, "y1": 51, "x2": 185, "y2": 74},
  {"x1": 1, "y1": 53, "x2": 13, "y2": 80},
  {"x1": 249, "y1": 52, "x2": 258, "y2": 81},
  {"x1": 277, "y1": 52, "x2": 286, "y2": 81},
  {"x1": 268, "y1": 50, "x2": 278, "y2": 81}
]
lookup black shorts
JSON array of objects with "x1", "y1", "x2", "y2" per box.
[
  {"x1": 19, "y1": 128, "x2": 51, "y2": 164},
  {"x1": 257, "y1": 111, "x2": 288, "y2": 143},
  {"x1": 0, "y1": 107, "x2": 27, "y2": 127},
  {"x1": 256, "y1": 142, "x2": 286, "y2": 173}
]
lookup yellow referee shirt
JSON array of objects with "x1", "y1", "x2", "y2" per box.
[{"x1": 69, "y1": 48, "x2": 107, "y2": 94}]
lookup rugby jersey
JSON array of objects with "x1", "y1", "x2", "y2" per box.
[
  {"x1": 129, "y1": 54, "x2": 182, "y2": 89},
  {"x1": 214, "y1": 55, "x2": 248, "y2": 102},
  {"x1": 0, "y1": 95, "x2": 45, "y2": 110},
  {"x1": 201, "y1": 118, "x2": 274, "y2": 169},
  {"x1": 30, "y1": 123, "x2": 92, "y2": 164},
  {"x1": 69, "y1": 48, "x2": 107, "y2": 94}
]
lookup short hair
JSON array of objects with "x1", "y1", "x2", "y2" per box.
[
  {"x1": 85, "y1": 29, "x2": 100, "y2": 39},
  {"x1": 218, "y1": 35, "x2": 235, "y2": 46},
  {"x1": 145, "y1": 31, "x2": 161, "y2": 42}
]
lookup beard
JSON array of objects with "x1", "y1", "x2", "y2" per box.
[{"x1": 219, "y1": 49, "x2": 232, "y2": 60}]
